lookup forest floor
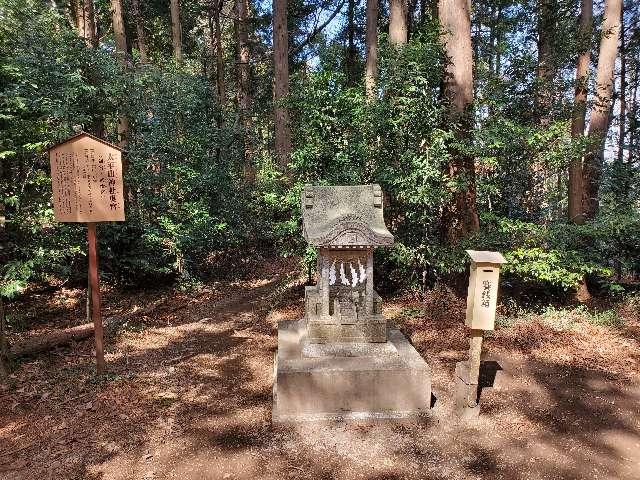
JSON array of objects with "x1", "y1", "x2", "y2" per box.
[{"x1": 1, "y1": 257, "x2": 640, "y2": 480}]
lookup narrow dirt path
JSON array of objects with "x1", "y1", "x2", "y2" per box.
[{"x1": 1, "y1": 265, "x2": 639, "y2": 479}]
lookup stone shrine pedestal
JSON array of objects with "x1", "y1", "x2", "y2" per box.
[
  {"x1": 273, "y1": 185, "x2": 431, "y2": 423},
  {"x1": 272, "y1": 319, "x2": 432, "y2": 423}
]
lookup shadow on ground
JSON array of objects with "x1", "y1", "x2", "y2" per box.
[{"x1": 1, "y1": 271, "x2": 639, "y2": 480}]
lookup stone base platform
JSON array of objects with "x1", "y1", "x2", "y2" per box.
[{"x1": 272, "y1": 320, "x2": 431, "y2": 423}]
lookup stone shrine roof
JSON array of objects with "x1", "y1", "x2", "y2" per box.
[{"x1": 301, "y1": 185, "x2": 394, "y2": 247}]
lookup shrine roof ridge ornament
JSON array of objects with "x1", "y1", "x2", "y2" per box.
[
  {"x1": 47, "y1": 131, "x2": 125, "y2": 152},
  {"x1": 301, "y1": 184, "x2": 394, "y2": 247}
]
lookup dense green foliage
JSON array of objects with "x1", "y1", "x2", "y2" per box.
[{"x1": 1, "y1": 0, "x2": 639, "y2": 301}]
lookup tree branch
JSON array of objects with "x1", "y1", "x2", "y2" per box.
[{"x1": 290, "y1": 0, "x2": 347, "y2": 56}]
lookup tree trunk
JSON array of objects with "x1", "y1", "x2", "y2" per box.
[
  {"x1": 273, "y1": 0, "x2": 291, "y2": 173},
  {"x1": 0, "y1": 296, "x2": 8, "y2": 380},
  {"x1": 76, "y1": 0, "x2": 97, "y2": 47},
  {"x1": 132, "y1": 0, "x2": 148, "y2": 63},
  {"x1": 618, "y1": 10, "x2": 626, "y2": 165},
  {"x1": 389, "y1": 0, "x2": 408, "y2": 45},
  {"x1": 346, "y1": 0, "x2": 357, "y2": 86},
  {"x1": 535, "y1": 0, "x2": 555, "y2": 125},
  {"x1": 110, "y1": 0, "x2": 129, "y2": 149},
  {"x1": 205, "y1": 4, "x2": 223, "y2": 164},
  {"x1": 213, "y1": 1, "x2": 226, "y2": 102},
  {"x1": 487, "y1": 4, "x2": 496, "y2": 77},
  {"x1": 74, "y1": 0, "x2": 103, "y2": 137},
  {"x1": 630, "y1": 60, "x2": 638, "y2": 166},
  {"x1": 407, "y1": 0, "x2": 417, "y2": 40},
  {"x1": 170, "y1": 0, "x2": 183, "y2": 64},
  {"x1": 236, "y1": 0, "x2": 254, "y2": 179},
  {"x1": 438, "y1": 0, "x2": 480, "y2": 244},
  {"x1": 582, "y1": 0, "x2": 622, "y2": 219},
  {"x1": 494, "y1": 6, "x2": 503, "y2": 76},
  {"x1": 110, "y1": 0, "x2": 128, "y2": 60},
  {"x1": 365, "y1": 0, "x2": 378, "y2": 98},
  {"x1": 568, "y1": 0, "x2": 593, "y2": 224}
]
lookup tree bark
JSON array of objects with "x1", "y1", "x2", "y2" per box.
[
  {"x1": 535, "y1": 0, "x2": 555, "y2": 125},
  {"x1": 389, "y1": 0, "x2": 408, "y2": 45},
  {"x1": 76, "y1": 0, "x2": 97, "y2": 47},
  {"x1": 630, "y1": 59, "x2": 638, "y2": 166},
  {"x1": 132, "y1": 0, "x2": 148, "y2": 63},
  {"x1": 346, "y1": 0, "x2": 357, "y2": 86},
  {"x1": 273, "y1": 0, "x2": 291, "y2": 173},
  {"x1": 236, "y1": 0, "x2": 254, "y2": 179},
  {"x1": 568, "y1": 0, "x2": 592, "y2": 224},
  {"x1": 365, "y1": 0, "x2": 378, "y2": 98},
  {"x1": 407, "y1": 0, "x2": 417, "y2": 39},
  {"x1": 213, "y1": 0, "x2": 226, "y2": 102},
  {"x1": 110, "y1": 0, "x2": 129, "y2": 149},
  {"x1": 582, "y1": 0, "x2": 622, "y2": 219},
  {"x1": 170, "y1": 0, "x2": 183, "y2": 64},
  {"x1": 0, "y1": 296, "x2": 8, "y2": 380},
  {"x1": 74, "y1": 0, "x2": 103, "y2": 137},
  {"x1": 110, "y1": 0, "x2": 128, "y2": 60},
  {"x1": 618, "y1": 9, "x2": 626, "y2": 165},
  {"x1": 438, "y1": 0, "x2": 480, "y2": 243}
]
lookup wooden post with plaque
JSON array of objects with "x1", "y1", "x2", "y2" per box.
[
  {"x1": 455, "y1": 250, "x2": 506, "y2": 419},
  {"x1": 48, "y1": 132, "x2": 125, "y2": 374}
]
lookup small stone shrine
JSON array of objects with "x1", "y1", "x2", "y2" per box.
[{"x1": 273, "y1": 185, "x2": 432, "y2": 422}]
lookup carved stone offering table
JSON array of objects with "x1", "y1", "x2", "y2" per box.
[{"x1": 273, "y1": 185, "x2": 432, "y2": 423}]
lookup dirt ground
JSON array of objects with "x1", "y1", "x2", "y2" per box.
[{"x1": 1, "y1": 257, "x2": 639, "y2": 480}]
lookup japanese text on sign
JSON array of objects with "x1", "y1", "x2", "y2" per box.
[
  {"x1": 49, "y1": 134, "x2": 125, "y2": 222},
  {"x1": 481, "y1": 280, "x2": 492, "y2": 308}
]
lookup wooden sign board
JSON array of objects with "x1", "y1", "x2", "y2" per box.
[
  {"x1": 465, "y1": 250, "x2": 506, "y2": 331},
  {"x1": 49, "y1": 132, "x2": 125, "y2": 222}
]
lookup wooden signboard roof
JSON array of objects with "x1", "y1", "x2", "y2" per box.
[
  {"x1": 465, "y1": 250, "x2": 507, "y2": 265},
  {"x1": 47, "y1": 131, "x2": 125, "y2": 152}
]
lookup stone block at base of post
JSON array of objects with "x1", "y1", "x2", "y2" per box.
[{"x1": 454, "y1": 361, "x2": 480, "y2": 420}]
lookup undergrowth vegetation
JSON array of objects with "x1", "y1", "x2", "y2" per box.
[{"x1": 1, "y1": 0, "x2": 639, "y2": 305}]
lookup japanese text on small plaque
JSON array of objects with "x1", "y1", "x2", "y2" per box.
[{"x1": 481, "y1": 280, "x2": 492, "y2": 308}]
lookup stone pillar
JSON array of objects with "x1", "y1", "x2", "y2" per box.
[
  {"x1": 366, "y1": 249, "x2": 373, "y2": 314},
  {"x1": 320, "y1": 249, "x2": 330, "y2": 317},
  {"x1": 455, "y1": 329, "x2": 483, "y2": 419}
]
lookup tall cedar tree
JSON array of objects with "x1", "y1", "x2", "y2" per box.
[
  {"x1": 273, "y1": 0, "x2": 291, "y2": 172},
  {"x1": 389, "y1": 0, "x2": 408, "y2": 45},
  {"x1": 535, "y1": 0, "x2": 555, "y2": 125},
  {"x1": 110, "y1": 0, "x2": 129, "y2": 149},
  {"x1": 170, "y1": 0, "x2": 183, "y2": 64},
  {"x1": 365, "y1": 0, "x2": 378, "y2": 98},
  {"x1": 582, "y1": 0, "x2": 622, "y2": 219},
  {"x1": 617, "y1": 8, "x2": 626, "y2": 165},
  {"x1": 205, "y1": 2, "x2": 225, "y2": 112},
  {"x1": 236, "y1": 0, "x2": 253, "y2": 178},
  {"x1": 346, "y1": 0, "x2": 357, "y2": 86},
  {"x1": 76, "y1": 0, "x2": 97, "y2": 47},
  {"x1": 568, "y1": 0, "x2": 593, "y2": 224},
  {"x1": 438, "y1": 0, "x2": 480, "y2": 243},
  {"x1": 132, "y1": 0, "x2": 148, "y2": 63}
]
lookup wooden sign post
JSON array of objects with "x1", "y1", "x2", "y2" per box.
[
  {"x1": 455, "y1": 250, "x2": 506, "y2": 420},
  {"x1": 48, "y1": 132, "x2": 125, "y2": 374}
]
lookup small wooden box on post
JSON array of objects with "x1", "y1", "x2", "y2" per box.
[
  {"x1": 48, "y1": 132, "x2": 125, "y2": 374},
  {"x1": 455, "y1": 250, "x2": 506, "y2": 420}
]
